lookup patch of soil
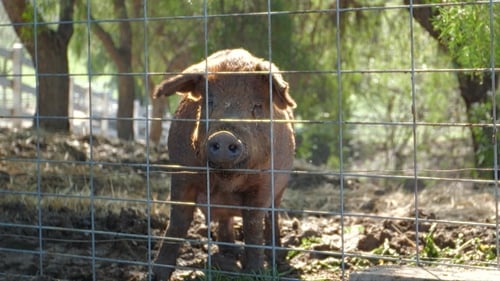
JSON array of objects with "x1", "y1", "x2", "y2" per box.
[{"x1": 0, "y1": 129, "x2": 498, "y2": 280}]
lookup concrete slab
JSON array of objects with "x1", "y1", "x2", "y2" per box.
[{"x1": 349, "y1": 265, "x2": 500, "y2": 281}]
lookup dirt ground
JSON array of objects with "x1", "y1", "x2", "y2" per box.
[{"x1": 0, "y1": 129, "x2": 498, "y2": 281}]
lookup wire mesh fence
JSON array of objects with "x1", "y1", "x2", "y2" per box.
[{"x1": 0, "y1": 1, "x2": 499, "y2": 281}]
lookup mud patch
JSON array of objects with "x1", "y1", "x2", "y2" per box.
[{"x1": 0, "y1": 129, "x2": 498, "y2": 280}]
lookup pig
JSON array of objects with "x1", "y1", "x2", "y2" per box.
[{"x1": 152, "y1": 48, "x2": 296, "y2": 280}]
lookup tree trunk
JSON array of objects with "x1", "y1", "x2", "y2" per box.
[
  {"x1": 458, "y1": 72, "x2": 499, "y2": 178},
  {"x1": 36, "y1": 41, "x2": 71, "y2": 131},
  {"x1": 2, "y1": 0, "x2": 75, "y2": 132},
  {"x1": 117, "y1": 66, "x2": 135, "y2": 140},
  {"x1": 90, "y1": 0, "x2": 135, "y2": 140}
]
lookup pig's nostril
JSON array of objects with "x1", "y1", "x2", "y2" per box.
[
  {"x1": 228, "y1": 143, "x2": 239, "y2": 153},
  {"x1": 210, "y1": 143, "x2": 221, "y2": 152}
]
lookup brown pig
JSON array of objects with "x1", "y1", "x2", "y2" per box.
[{"x1": 152, "y1": 49, "x2": 296, "y2": 280}]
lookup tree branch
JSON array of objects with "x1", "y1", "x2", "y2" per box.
[
  {"x1": 89, "y1": 0, "x2": 131, "y2": 71},
  {"x1": 1, "y1": 0, "x2": 47, "y2": 51},
  {"x1": 1, "y1": 0, "x2": 27, "y2": 27},
  {"x1": 89, "y1": 14, "x2": 122, "y2": 66},
  {"x1": 404, "y1": 1, "x2": 438, "y2": 37},
  {"x1": 113, "y1": 0, "x2": 132, "y2": 59},
  {"x1": 57, "y1": 0, "x2": 76, "y2": 44},
  {"x1": 403, "y1": 0, "x2": 447, "y2": 51}
]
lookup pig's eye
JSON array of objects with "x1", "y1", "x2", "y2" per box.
[{"x1": 252, "y1": 103, "x2": 264, "y2": 118}]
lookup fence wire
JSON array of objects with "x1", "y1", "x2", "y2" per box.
[{"x1": 0, "y1": 1, "x2": 499, "y2": 281}]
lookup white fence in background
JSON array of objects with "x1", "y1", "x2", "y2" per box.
[{"x1": 0, "y1": 44, "x2": 163, "y2": 142}]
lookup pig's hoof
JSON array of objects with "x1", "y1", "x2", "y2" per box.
[
  {"x1": 211, "y1": 252, "x2": 241, "y2": 272},
  {"x1": 151, "y1": 267, "x2": 172, "y2": 281},
  {"x1": 242, "y1": 263, "x2": 266, "y2": 276}
]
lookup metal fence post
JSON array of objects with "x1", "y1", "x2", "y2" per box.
[
  {"x1": 101, "y1": 89, "x2": 109, "y2": 135},
  {"x1": 133, "y1": 99, "x2": 140, "y2": 140},
  {"x1": 12, "y1": 43, "x2": 23, "y2": 127}
]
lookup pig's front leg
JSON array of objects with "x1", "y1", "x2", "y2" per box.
[
  {"x1": 217, "y1": 217, "x2": 238, "y2": 256},
  {"x1": 265, "y1": 210, "x2": 284, "y2": 265},
  {"x1": 153, "y1": 177, "x2": 197, "y2": 281},
  {"x1": 241, "y1": 209, "x2": 266, "y2": 273}
]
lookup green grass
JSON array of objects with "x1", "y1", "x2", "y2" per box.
[{"x1": 421, "y1": 223, "x2": 497, "y2": 266}]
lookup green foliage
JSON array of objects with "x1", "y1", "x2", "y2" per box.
[
  {"x1": 286, "y1": 236, "x2": 322, "y2": 260},
  {"x1": 371, "y1": 238, "x2": 399, "y2": 258},
  {"x1": 206, "y1": 1, "x2": 292, "y2": 59},
  {"x1": 281, "y1": 1, "x2": 350, "y2": 167},
  {"x1": 422, "y1": 224, "x2": 440, "y2": 260},
  {"x1": 469, "y1": 101, "x2": 493, "y2": 167},
  {"x1": 63, "y1": 0, "x2": 484, "y2": 169},
  {"x1": 72, "y1": 1, "x2": 111, "y2": 71},
  {"x1": 432, "y1": 1, "x2": 500, "y2": 70},
  {"x1": 468, "y1": 101, "x2": 497, "y2": 177},
  {"x1": 14, "y1": 0, "x2": 59, "y2": 44},
  {"x1": 421, "y1": 226, "x2": 497, "y2": 265},
  {"x1": 343, "y1": 1, "x2": 464, "y2": 172},
  {"x1": 431, "y1": 1, "x2": 500, "y2": 176}
]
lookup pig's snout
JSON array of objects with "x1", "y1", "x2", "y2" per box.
[{"x1": 207, "y1": 131, "x2": 244, "y2": 168}]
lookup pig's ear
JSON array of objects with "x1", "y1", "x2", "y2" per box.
[
  {"x1": 271, "y1": 74, "x2": 296, "y2": 109},
  {"x1": 257, "y1": 62, "x2": 297, "y2": 110},
  {"x1": 153, "y1": 74, "x2": 202, "y2": 99}
]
